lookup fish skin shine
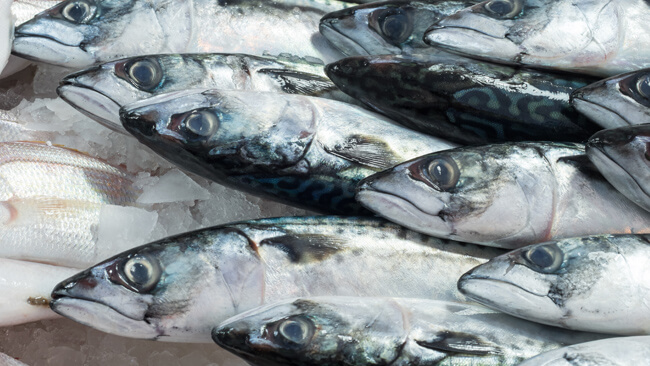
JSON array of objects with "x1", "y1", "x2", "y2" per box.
[
  {"x1": 49, "y1": 216, "x2": 503, "y2": 342},
  {"x1": 357, "y1": 142, "x2": 650, "y2": 248}
]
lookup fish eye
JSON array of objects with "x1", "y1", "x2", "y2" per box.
[
  {"x1": 523, "y1": 244, "x2": 563, "y2": 273},
  {"x1": 125, "y1": 59, "x2": 163, "y2": 91},
  {"x1": 636, "y1": 74, "x2": 650, "y2": 99},
  {"x1": 619, "y1": 73, "x2": 650, "y2": 108},
  {"x1": 61, "y1": 1, "x2": 95, "y2": 24},
  {"x1": 120, "y1": 255, "x2": 161, "y2": 293},
  {"x1": 425, "y1": 156, "x2": 460, "y2": 191},
  {"x1": 183, "y1": 110, "x2": 219, "y2": 138},
  {"x1": 372, "y1": 8, "x2": 413, "y2": 44},
  {"x1": 483, "y1": 0, "x2": 521, "y2": 18},
  {"x1": 276, "y1": 316, "x2": 314, "y2": 347}
]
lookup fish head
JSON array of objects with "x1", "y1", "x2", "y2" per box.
[
  {"x1": 572, "y1": 70, "x2": 650, "y2": 129},
  {"x1": 213, "y1": 297, "x2": 405, "y2": 366},
  {"x1": 50, "y1": 227, "x2": 264, "y2": 341},
  {"x1": 356, "y1": 145, "x2": 543, "y2": 246},
  {"x1": 458, "y1": 236, "x2": 625, "y2": 328},
  {"x1": 120, "y1": 89, "x2": 318, "y2": 179},
  {"x1": 587, "y1": 125, "x2": 650, "y2": 210},
  {"x1": 13, "y1": 0, "x2": 162, "y2": 67},
  {"x1": 319, "y1": 1, "x2": 440, "y2": 56},
  {"x1": 424, "y1": 0, "x2": 619, "y2": 74}
]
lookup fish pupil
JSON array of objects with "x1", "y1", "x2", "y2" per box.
[
  {"x1": 637, "y1": 76, "x2": 650, "y2": 98},
  {"x1": 185, "y1": 111, "x2": 219, "y2": 137},
  {"x1": 529, "y1": 247, "x2": 553, "y2": 268},
  {"x1": 63, "y1": 1, "x2": 90, "y2": 23},
  {"x1": 382, "y1": 14, "x2": 407, "y2": 42},
  {"x1": 129, "y1": 262, "x2": 150, "y2": 285},
  {"x1": 281, "y1": 321, "x2": 305, "y2": 342},
  {"x1": 133, "y1": 65, "x2": 154, "y2": 84}
]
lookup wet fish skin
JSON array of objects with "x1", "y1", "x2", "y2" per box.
[
  {"x1": 357, "y1": 142, "x2": 650, "y2": 248},
  {"x1": 1, "y1": 0, "x2": 12, "y2": 74},
  {"x1": 49, "y1": 216, "x2": 503, "y2": 342},
  {"x1": 0, "y1": 258, "x2": 78, "y2": 327},
  {"x1": 586, "y1": 125, "x2": 650, "y2": 212},
  {"x1": 12, "y1": 0, "x2": 349, "y2": 68},
  {"x1": 459, "y1": 234, "x2": 650, "y2": 335},
  {"x1": 213, "y1": 297, "x2": 606, "y2": 366},
  {"x1": 572, "y1": 69, "x2": 650, "y2": 129},
  {"x1": 0, "y1": 352, "x2": 29, "y2": 366},
  {"x1": 326, "y1": 54, "x2": 600, "y2": 145},
  {"x1": 120, "y1": 89, "x2": 456, "y2": 215},
  {"x1": 519, "y1": 336, "x2": 650, "y2": 366},
  {"x1": 320, "y1": 0, "x2": 477, "y2": 56},
  {"x1": 58, "y1": 53, "x2": 356, "y2": 133},
  {"x1": 424, "y1": 0, "x2": 650, "y2": 77}
]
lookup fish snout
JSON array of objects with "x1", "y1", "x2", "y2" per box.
[
  {"x1": 119, "y1": 107, "x2": 157, "y2": 137},
  {"x1": 320, "y1": 7, "x2": 355, "y2": 27},
  {"x1": 212, "y1": 322, "x2": 251, "y2": 351},
  {"x1": 51, "y1": 270, "x2": 97, "y2": 301},
  {"x1": 588, "y1": 128, "x2": 635, "y2": 150}
]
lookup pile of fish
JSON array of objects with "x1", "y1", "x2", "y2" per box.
[{"x1": 2, "y1": 0, "x2": 650, "y2": 364}]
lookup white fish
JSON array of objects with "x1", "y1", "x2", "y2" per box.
[{"x1": 0, "y1": 258, "x2": 78, "y2": 327}]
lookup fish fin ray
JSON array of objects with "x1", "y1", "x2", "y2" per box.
[
  {"x1": 258, "y1": 69, "x2": 337, "y2": 96},
  {"x1": 324, "y1": 134, "x2": 398, "y2": 169},
  {"x1": 416, "y1": 331, "x2": 501, "y2": 356}
]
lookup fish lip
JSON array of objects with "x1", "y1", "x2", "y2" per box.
[
  {"x1": 14, "y1": 32, "x2": 81, "y2": 48},
  {"x1": 319, "y1": 22, "x2": 371, "y2": 56},
  {"x1": 459, "y1": 276, "x2": 548, "y2": 298},
  {"x1": 572, "y1": 97, "x2": 632, "y2": 128},
  {"x1": 57, "y1": 82, "x2": 126, "y2": 133},
  {"x1": 50, "y1": 293, "x2": 145, "y2": 323},
  {"x1": 357, "y1": 181, "x2": 442, "y2": 217},
  {"x1": 12, "y1": 35, "x2": 93, "y2": 67}
]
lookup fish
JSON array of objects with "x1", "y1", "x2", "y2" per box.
[
  {"x1": 49, "y1": 216, "x2": 503, "y2": 342},
  {"x1": 459, "y1": 235, "x2": 650, "y2": 335},
  {"x1": 12, "y1": 0, "x2": 350, "y2": 68},
  {"x1": 213, "y1": 297, "x2": 606, "y2": 366},
  {"x1": 1, "y1": 0, "x2": 12, "y2": 74},
  {"x1": 424, "y1": 0, "x2": 650, "y2": 77},
  {"x1": 58, "y1": 53, "x2": 357, "y2": 133},
  {"x1": 319, "y1": 0, "x2": 478, "y2": 56},
  {"x1": 356, "y1": 142, "x2": 650, "y2": 248},
  {"x1": 0, "y1": 352, "x2": 28, "y2": 366},
  {"x1": 326, "y1": 54, "x2": 600, "y2": 145},
  {"x1": 586, "y1": 125, "x2": 650, "y2": 213},
  {"x1": 119, "y1": 89, "x2": 456, "y2": 214},
  {"x1": 0, "y1": 141, "x2": 142, "y2": 267},
  {"x1": 0, "y1": 258, "x2": 78, "y2": 327},
  {"x1": 0, "y1": 117, "x2": 52, "y2": 142},
  {"x1": 571, "y1": 69, "x2": 650, "y2": 129},
  {"x1": 518, "y1": 336, "x2": 650, "y2": 366}
]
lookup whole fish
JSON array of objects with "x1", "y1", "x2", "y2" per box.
[
  {"x1": 319, "y1": 0, "x2": 477, "y2": 56},
  {"x1": 459, "y1": 235, "x2": 650, "y2": 335},
  {"x1": 58, "y1": 53, "x2": 356, "y2": 133},
  {"x1": 326, "y1": 54, "x2": 600, "y2": 145},
  {"x1": 572, "y1": 69, "x2": 650, "y2": 129},
  {"x1": 12, "y1": 0, "x2": 350, "y2": 68},
  {"x1": 356, "y1": 142, "x2": 650, "y2": 248},
  {"x1": 586, "y1": 126, "x2": 650, "y2": 212},
  {"x1": 49, "y1": 216, "x2": 503, "y2": 342},
  {"x1": 120, "y1": 89, "x2": 456, "y2": 214},
  {"x1": 0, "y1": 141, "x2": 141, "y2": 267},
  {"x1": 424, "y1": 0, "x2": 650, "y2": 77},
  {"x1": 0, "y1": 0, "x2": 12, "y2": 74},
  {"x1": 213, "y1": 297, "x2": 606, "y2": 366},
  {"x1": 0, "y1": 258, "x2": 78, "y2": 327},
  {"x1": 519, "y1": 336, "x2": 650, "y2": 366}
]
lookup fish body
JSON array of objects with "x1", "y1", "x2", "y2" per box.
[
  {"x1": 12, "y1": 0, "x2": 349, "y2": 68},
  {"x1": 519, "y1": 336, "x2": 650, "y2": 366},
  {"x1": 424, "y1": 0, "x2": 650, "y2": 77},
  {"x1": 0, "y1": 142, "x2": 141, "y2": 267},
  {"x1": 58, "y1": 53, "x2": 356, "y2": 133},
  {"x1": 460, "y1": 235, "x2": 650, "y2": 335},
  {"x1": 320, "y1": 0, "x2": 477, "y2": 56},
  {"x1": 120, "y1": 89, "x2": 456, "y2": 214},
  {"x1": 1, "y1": 0, "x2": 12, "y2": 74},
  {"x1": 213, "y1": 297, "x2": 606, "y2": 366},
  {"x1": 357, "y1": 142, "x2": 650, "y2": 248},
  {"x1": 586, "y1": 126, "x2": 650, "y2": 213},
  {"x1": 49, "y1": 216, "x2": 503, "y2": 342},
  {"x1": 0, "y1": 258, "x2": 78, "y2": 327},
  {"x1": 326, "y1": 54, "x2": 599, "y2": 145},
  {"x1": 572, "y1": 69, "x2": 650, "y2": 129},
  {"x1": 0, "y1": 118, "x2": 50, "y2": 142}
]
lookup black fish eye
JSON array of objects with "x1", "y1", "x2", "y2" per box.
[
  {"x1": 183, "y1": 110, "x2": 219, "y2": 138},
  {"x1": 636, "y1": 75, "x2": 650, "y2": 99},
  {"x1": 119, "y1": 255, "x2": 161, "y2": 293},
  {"x1": 483, "y1": 0, "x2": 521, "y2": 18},
  {"x1": 276, "y1": 316, "x2": 314, "y2": 347},
  {"x1": 369, "y1": 7, "x2": 413, "y2": 45},
  {"x1": 126, "y1": 59, "x2": 163, "y2": 91},
  {"x1": 61, "y1": 1, "x2": 95, "y2": 24},
  {"x1": 425, "y1": 156, "x2": 460, "y2": 191},
  {"x1": 523, "y1": 244, "x2": 563, "y2": 273},
  {"x1": 619, "y1": 73, "x2": 650, "y2": 108}
]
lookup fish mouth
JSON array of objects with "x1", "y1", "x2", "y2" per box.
[
  {"x1": 586, "y1": 146, "x2": 650, "y2": 206},
  {"x1": 12, "y1": 35, "x2": 94, "y2": 68},
  {"x1": 319, "y1": 23, "x2": 370, "y2": 56},
  {"x1": 57, "y1": 82, "x2": 126, "y2": 133},
  {"x1": 571, "y1": 97, "x2": 631, "y2": 129},
  {"x1": 50, "y1": 297, "x2": 161, "y2": 340},
  {"x1": 424, "y1": 25, "x2": 519, "y2": 63}
]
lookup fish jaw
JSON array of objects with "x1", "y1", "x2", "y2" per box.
[
  {"x1": 319, "y1": 16, "x2": 372, "y2": 56},
  {"x1": 57, "y1": 83, "x2": 124, "y2": 132},
  {"x1": 12, "y1": 17, "x2": 95, "y2": 67}
]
